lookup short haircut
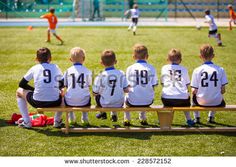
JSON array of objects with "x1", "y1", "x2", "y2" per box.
[
  {"x1": 133, "y1": 4, "x2": 138, "y2": 9},
  {"x1": 133, "y1": 44, "x2": 148, "y2": 60},
  {"x1": 70, "y1": 47, "x2": 85, "y2": 61},
  {"x1": 228, "y1": 4, "x2": 233, "y2": 9},
  {"x1": 200, "y1": 44, "x2": 214, "y2": 59},
  {"x1": 49, "y1": 8, "x2": 55, "y2": 13},
  {"x1": 205, "y1": 9, "x2": 210, "y2": 15},
  {"x1": 36, "y1": 47, "x2": 51, "y2": 63},
  {"x1": 168, "y1": 49, "x2": 182, "y2": 63},
  {"x1": 101, "y1": 50, "x2": 116, "y2": 66}
]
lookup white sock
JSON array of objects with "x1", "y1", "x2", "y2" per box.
[
  {"x1": 124, "y1": 111, "x2": 131, "y2": 121},
  {"x1": 208, "y1": 111, "x2": 215, "y2": 117},
  {"x1": 139, "y1": 111, "x2": 146, "y2": 120},
  {"x1": 194, "y1": 111, "x2": 200, "y2": 118},
  {"x1": 17, "y1": 97, "x2": 30, "y2": 123},
  {"x1": 133, "y1": 26, "x2": 137, "y2": 32},
  {"x1": 111, "y1": 111, "x2": 117, "y2": 116},
  {"x1": 210, "y1": 34, "x2": 221, "y2": 44},
  {"x1": 81, "y1": 112, "x2": 88, "y2": 121},
  {"x1": 54, "y1": 112, "x2": 62, "y2": 122},
  {"x1": 128, "y1": 23, "x2": 133, "y2": 30},
  {"x1": 69, "y1": 112, "x2": 76, "y2": 122},
  {"x1": 184, "y1": 111, "x2": 191, "y2": 120}
]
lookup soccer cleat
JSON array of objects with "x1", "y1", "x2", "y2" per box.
[
  {"x1": 96, "y1": 112, "x2": 107, "y2": 120},
  {"x1": 81, "y1": 120, "x2": 90, "y2": 126},
  {"x1": 218, "y1": 43, "x2": 222, "y2": 46},
  {"x1": 194, "y1": 117, "x2": 201, "y2": 124},
  {"x1": 18, "y1": 121, "x2": 32, "y2": 129},
  {"x1": 111, "y1": 115, "x2": 118, "y2": 122},
  {"x1": 60, "y1": 40, "x2": 64, "y2": 45},
  {"x1": 53, "y1": 120, "x2": 64, "y2": 128},
  {"x1": 133, "y1": 31, "x2": 136, "y2": 36},
  {"x1": 123, "y1": 120, "x2": 131, "y2": 126},
  {"x1": 140, "y1": 120, "x2": 148, "y2": 126},
  {"x1": 186, "y1": 120, "x2": 195, "y2": 127},
  {"x1": 45, "y1": 40, "x2": 50, "y2": 43},
  {"x1": 207, "y1": 117, "x2": 216, "y2": 124},
  {"x1": 69, "y1": 121, "x2": 77, "y2": 128}
]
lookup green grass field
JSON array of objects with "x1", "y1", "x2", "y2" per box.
[{"x1": 0, "y1": 26, "x2": 236, "y2": 156}]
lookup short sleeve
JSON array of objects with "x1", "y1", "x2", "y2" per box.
[
  {"x1": 23, "y1": 67, "x2": 34, "y2": 81},
  {"x1": 191, "y1": 69, "x2": 199, "y2": 89},
  {"x1": 87, "y1": 71, "x2": 92, "y2": 86},
  {"x1": 221, "y1": 68, "x2": 228, "y2": 86},
  {"x1": 184, "y1": 69, "x2": 191, "y2": 85},
  {"x1": 121, "y1": 72, "x2": 129, "y2": 89},
  {"x1": 63, "y1": 71, "x2": 68, "y2": 87},
  {"x1": 151, "y1": 67, "x2": 158, "y2": 86},
  {"x1": 92, "y1": 74, "x2": 101, "y2": 94}
]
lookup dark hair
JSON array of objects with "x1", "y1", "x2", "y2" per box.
[
  {"x1": 168, "y1": 48, "x2": 182, "y2": 63},
  {"x1": 200, "y1": 44, "x2": 214, "y2": 59},
  {"x1": 49, "y1": 8, "x2": 55, "y2": 13},
  {"x1": 101, "y1": 50, "x2": 116, "y2": 66},
  {"x1": 36, "y1": 47, "x2": 51, "y2": 63},
  {"x1": 205, "y1": 9, "x2": 210, "y2": 15}
]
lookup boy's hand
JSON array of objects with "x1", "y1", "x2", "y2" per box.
[
  {"x1": 124, "y1": 86, "x2": 130, "y2": 93},
  {"x1": 221, "y1": 86, "x2": 226, "y2": 94},
  {"x1": 192, "y1": 88, "x2": 198, "y2": 95}
]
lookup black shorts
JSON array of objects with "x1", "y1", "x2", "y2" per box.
[
  {"x1": 132, "y1": 18, "x2": 138, "y2": 25},
  {"x1": 161, "y1": 97, "x2": 191, "y2": 107},
  {"x1": 209, "y1": 29, "x2": 217, "y2": 35},
  {"x1": 26, "y1": 92, "x2": 62, "y2": 108},
  {"x1": 125, "y1": 99, "x2": 153, "y2": 107},
  {"x1": 64, "y1": 98, "x2": 91, "y2": 107},
  {"x1": 192, "y1": 95, "x2": 226, "y2": 107}
]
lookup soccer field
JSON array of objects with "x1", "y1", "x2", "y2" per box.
[{"x1": 0, "y1": 26, "x2": 236, "y2": 156}]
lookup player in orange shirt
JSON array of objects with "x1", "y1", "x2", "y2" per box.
[
  {"x1": 227, "y1": 4, "x2": 236, "y2": 30},
  {"x1": 40, "y1": 8, "x2": 63, "y2": 45}
]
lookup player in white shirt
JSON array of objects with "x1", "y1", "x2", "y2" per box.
[
  {"x1": 16, "y1": 47, "x2": 63, "y2": 128},
  {"x1": 93, "y1": 50, "x2": 129, "y2": 122},
  {"x1": 161, "y1": 49, "x2": 194, "y2": 126},
  {"x1": 204, "y1": 9, "x2": 222, "y2": 46},
  {"x1": 191, "y1": 44, "x2": 228, "y2": 123},
  {"x1": 125, "y1": 44, "x2": 158, "y2": 126},
  {"x1": 125, "y1": 4, "x2": 140, "y2": 35},
  {"x1": 61, "y1": 47, "x2": 92, "y2": 127}
]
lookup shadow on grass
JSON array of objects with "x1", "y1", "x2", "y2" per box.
[{"x1": 0, "y1": 118, "x2": 15, "y2": 128}]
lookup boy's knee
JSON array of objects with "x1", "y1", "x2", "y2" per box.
[{"x1": 16, "y1": 88, "x2": 23, "y2": 98}]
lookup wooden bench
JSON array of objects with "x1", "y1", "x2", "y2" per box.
[{"x1": 37, "y1": 105, "x2": 236, "y2": 134}]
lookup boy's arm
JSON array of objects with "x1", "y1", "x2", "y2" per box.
[
  {"x1": 221, "y1": 85, "x2": 226, "y2": 94},
  {"x1": 191, "y1": 87, "x2": 198, "y2": 95},
  {"x1": 19, "y1": 78, "x2": 34, "y2": 91},
  {"x1": 92, "y1": 75, "x2": 101, "y2": 96}
]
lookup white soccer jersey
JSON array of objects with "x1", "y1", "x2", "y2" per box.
[
  {"x1": 161, "y1": 64, "x2": 190, "y2": 99},
  {"x1": 126, "y1": 60, "x2": 158, "y2": 105},
  {"x1": 93, "y1": 67, "x2": 128, "y2": 108},
  {"x1": 130, "y1": 9, "x2": 140, "y2": 18},
  {"x1": 64, "y1": 63, "x2": 92, "y2": 106},
  {"x1": 24, "y1": 63, "x2": 62, "y2": 101},
  {"x1": 191, "y1": 62, "x2": 228, "y2": 106},
  {"x1": 205, "y1": 14, "x2": 217, "y2": 31}
]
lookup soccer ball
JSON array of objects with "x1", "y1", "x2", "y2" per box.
[{"x1": 196, "y1": 25, "x2": 201, "y2": 30}]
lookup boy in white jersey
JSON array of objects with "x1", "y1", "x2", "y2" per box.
[
  {"x1": 16, "y1": 47, "x2": 63, "y2": 128},
  {"x1": 125, "y1": 44, "x2": 158, "y2": 126},
  {"x1": 59, "y1": 47, "x2": 92, "y2": 127},
  {"x1": 204, "y1": 9, "x2": 222, "y2": 46},
  {"x1": 93, "y1": 50, "x2": 129, "y2": 122},
  {"x1": 191, "y1": 44, "x2": 228, "y2": 123},
  {"x1": 125, "y1": 4, "x2": 140, "y2": 35},
  {"x1": 161, "y1": 49, "x2": 195, "y2": 126}
]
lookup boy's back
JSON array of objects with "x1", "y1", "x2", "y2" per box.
[
  {"x1": 64, "y1": 64, "x2": 92, "y2": 106},
  {"x1": 191, "y1": 62, "x2": 228, "y2": 106},
  {"x1": 126, "y1": 60, "x2": 158, "y2": 105},
  {"x1": 24, "y1": 63, "x2": 62, "y2": 101},
  {"x1": 161, "y1": 64, "x2": 190, "y2": 99},
  {"x1": 93, "y1": 68, "x2": 128, "y2": 107},
  {"x1": 42, "y1": 12, "x2": 57, "y2": 30}
]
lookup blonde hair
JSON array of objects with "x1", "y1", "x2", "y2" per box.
[
  {"x1": 168, "y1": 49, "x2": 182, "y2": 63},
  {"x1": 70, "y1": 47, "x2": 85, "y2": 62},
  {"x1": 133, "y1": 44, "x2": 148, "y2": 60},
  {"x1": 200, "y1": 44, "x2": 214, "y2": 59}
]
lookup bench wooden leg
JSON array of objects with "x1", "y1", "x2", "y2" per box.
[
  {"x1": 157, "y1": 111, "x2": 174, "y2": 130},
  {"x1": 65, "y1": 111, "x2": 69, "y2": 134}
]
